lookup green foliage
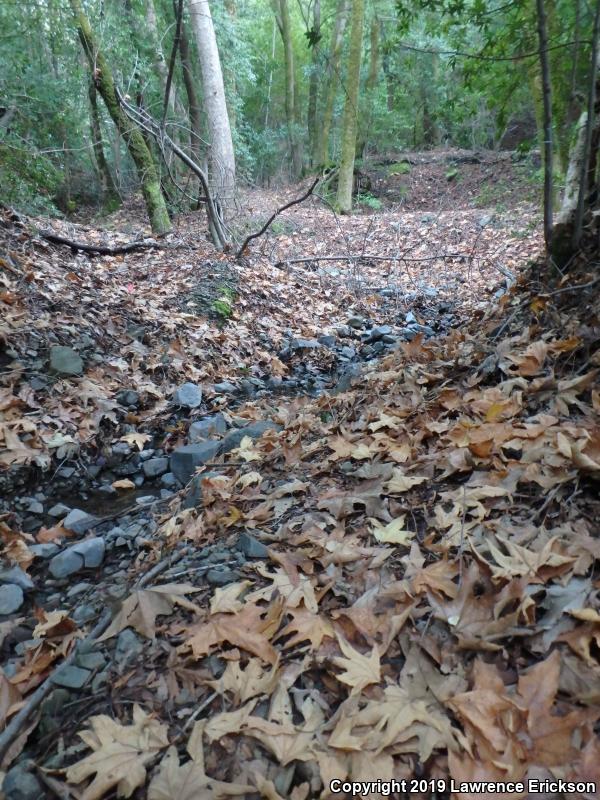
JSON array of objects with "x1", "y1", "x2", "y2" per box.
[
  {"x1": 358, "y1": 192, "x2": 383, "y2": 210},
  {"x1": 0, "y1": 143, "x2": 62, "y2": 214},
  {"x1": 212, "y1": 285, "x2": 236, "y2": 320},
  {"x1": 445, "y1": 166, "x2": 459, "y2": 180},
  {"x1": 387, "y1": 162, "x2": 411, "y2": 175}
]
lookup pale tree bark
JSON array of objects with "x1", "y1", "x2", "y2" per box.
[
  {"x1": 189, "y1": 0, "x2": 236, "y2": 217},
  {"x1": 551, "y1": 0, "x2": 600, "y2": 262},
  {"x1": 176, "y1": 6, "x2": 203, "y2": 169},
  {"x1": 317, "y1": 0, "x2": 349, "y2": 165},
  {"x1": 69, "y1": 0, "x2": 171, "y2": 235},
  {"x1": 272, "y1": 0, "x2": 302, "y2": 177},
  {"x1": 307, "y1": 0, "x2": 321, "y2": 166},
  {"x1": 336, "y1": 0, "x2": 364, "y2": 213}
]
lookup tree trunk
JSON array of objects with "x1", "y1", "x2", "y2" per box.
[
  {"x1": 188, "y1": 0, "x2": 236, "y2": 216},
  {"x1": 272, "y1": 0, "x2": 302, "y2": 178},
  {"x1": 307, "y1": 0, "x2": 321, "y2": 167},
  {"x1": 317, "y1": 0, "x2": 349, "y2": 166},
  {"x1": 357, "y1": 15, "x2": 380, "y2": 158},
  {"x1": 176, "y1": 7, "x2": 203, "y2": 171},
  {"x1": 88, "y1": 81, "x2": 121, "y2": 210},
  {"x1": 145, "y1": 0, "x2": 186, "y2": 123},
  {"x1": 69, "y1": 0, "x2": 171, "y2": 235},
  {"x1": 572, "y1": 0, "x2": 600, "y2": 250},
  {"x1": 535, "y1": 0, "x2": 554, "y2": 249},
  {"x1": 336, "y1": 0, "x2": 364, "y2": 213}
]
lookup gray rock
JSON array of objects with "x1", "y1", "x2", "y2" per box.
[
  {"x1": 212, "y1": 381, "x2": 238, "y2": 395},
  {"x1": 48, "y1": 502, "x2": 70, "y2": 518},
  {"x1": 76, "y1": 651, "x2": 106, "y2": 670},
  {"x1": 170, "y1": 440, "x2": 222, "y2": 484},
  {"x1": 72, "y1": 604, "x2": 96, "y2": 624},
  {"x1": 142, "y1": 457, "x2": 169, "y2": 478},
  {"x1": 172, "y1": 382, "x2": 203, "y2": 408},
  {"x1": 40, "y1": 688, "x2": 71, "y2": 736},
  {"x1": 0, "y1": 584, "x2": 24, "y2": 614},
  {"x1": 139, "y1": 449, "x2": 156, "y2": 461},
  {"x1": 115, "y1": 628, "x2": 144, "y2": 665},
  {"x1": 160, "y1": 472, "x2": 179, "y2": 489},
  {"x1": 206, "y1": 568, "x2": 240, "y2": 587},
  {"x1": 63, "y1": 508, "x2": 98, "y2": 535},
  {"x1": 135, "y1": 495, "x2": 155, "y2": 505},
  {"x1": 27, "y1": 500, "x2": 44, "y2": 514},
  {"x1": 340, "y1": 346, "x2": 356, "y2": 359},
  {"x1": 382, "y1": 334, "x2": 398, "y2": 344},
  {"x1": 405, "y1": 310, "x2": 417, "y2": 324},
  {"x1": 51, "y1": 664, "x2": 91, "y2": 689},
  {"x1": 66, "y1": 581, "x2": 91, "y2": 598},
  {"x1": 49, "y1": 345, "x2": 83, "y2": 376},
  {"x1": 318, "y1": 335, "x2": 336, "y2": 348},
  {"x1": 189, "y1": 413, "x2": 228, "y2": 442},
  {"x1": 116, "y1": 389, "x2": 140, "y2": 407},
  {"x1": 221, "y1": 420, "x2": 282, "y2": 453},
  {"x1": 238, "y1": 533, "x2": 269, "y2": 560},
  {"x1": 182, "y1": 471, "x2": 219, "y2": 509},
  {"x1": 332, "y1": 364, "x2": 362, "y2": 394},
  {"x1": 30, "y1": 543, "x2": 60, "y2": 559},
  {"x1": 0, "y1": 567, "x2": 33, "y2": 590},
  {"x1": 335, "y1": 324, "x2": 352, "y2": 337},
  {"x1": 397, "y1": 327, "x2": 417, "y2": 341},
  {"x1": 409, "y1": 323, "x2": 435, "y2": 336},
  {"x1": 111, "y1": 442, "x2": 131, "y2": 458},
  {"x1": 57, "y1": 466, "x2": 76, "y2": 478},
  {"x1": 2, "y1": 764, "x2": 43, "y2": 800},
  {"x1": 347, "y1": 316, "x2": 366, "y2": 329},
  {"x1": 290, "y1": 338, "x2": 321, "y2": 351},
  {"x1": 365, "y1": 325, "x2": 393, "y2": 343},
  {"x1": 49, "y1": 537, "x2": 105, "y2": 578}
]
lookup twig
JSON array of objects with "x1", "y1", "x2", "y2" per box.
[
  {"x1": 274, "y1": 252, "x2": 475, "y2": 268},
  {"x1": 38, "y1": 231, "x2": 166, "y2": 255},
  {"x1": 236, "y1": 176, "x2": 321, "y2": 260}
]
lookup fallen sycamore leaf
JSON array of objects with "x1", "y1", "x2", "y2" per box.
[
  {"x1": 120, "y1": 432, "x2": 151, "y2": 451},
  {"x1": 112, "y1": 478, "x2": 135, "y2": 490},
  {"x1": 385, "y1": 470, "x2": 427, "y2": 493},
  {"x1": 98, "y1": 584, "x2": 203, "y2": 641},
  {"x1": 66, "y1": 705, "x2": 169, "y2": 800},
  {"x1": 332, "y1": 635, "x2": 380, "y2": 695},
  {"x1": 369, "y1": 515, "x2": 414, "y2": 545},
  {"x1": 209, "y1": 581, "x2": 250, "y2": 615}
]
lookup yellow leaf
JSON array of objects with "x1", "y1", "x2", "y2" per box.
[
  {"x1": 332, "y1": 635, "x2": 381, "y2": 695},
  {"x1": 120, "y1": 432, "x2": 151, "y2": 451},
  {"x1": 112, "y1": 478, "x2": 135, "y2": 490},
  {"x1": 385, "y1": 470, "x2": 427, "y2": 493},
  {"x1": 370, "y1": 516, "x2": 415, "y2": 545},
  {"x1": 66, "y1": 705, "x2": 169, "y2": 800}
]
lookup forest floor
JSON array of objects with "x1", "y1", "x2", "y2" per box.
[{"x1": 1, "y1": 149, "x2": 600, "y2": 800}]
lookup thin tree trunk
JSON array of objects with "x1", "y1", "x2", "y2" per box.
[
  {"x1": 572, "y1": 0, "x2": 600, "y2": 250},
  {"x1": 146, "y1": 0, "x2": 186, "y2": 122},
  {"x1": 317, "y1": 0, "x2": 349, "y2": 166},
  {"x1": 272, "y1": 0, "x2": 302, "y2": 177},
  {"x1": 69, "y1": 0, "x2": 171, "y2": 235},
  {"x1": 357, "y1": 15, "x2": 380, "y2": 158},
  {"x1": 177, "y1": 10, "x2": 203, "y2": 167},
  {"x1": 307, "y1": 0, "x2": 321, "y2": 167},
  {"x1": 336, "y1": 0, "x2": 364, "y2": 213},
  {"x1": 88, "y1": 81, "x2": 120, "y2": 209},
  {"x1": 535, "y1": 0, "x2": 553, "y2": 248},
  {"x1": 189, "y1": 0, "x2": 236, "y2": 215}
]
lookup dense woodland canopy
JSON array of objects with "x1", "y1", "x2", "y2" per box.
[{"x1": 0, "y1": 0, "x2": 598, "y2": 260}]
